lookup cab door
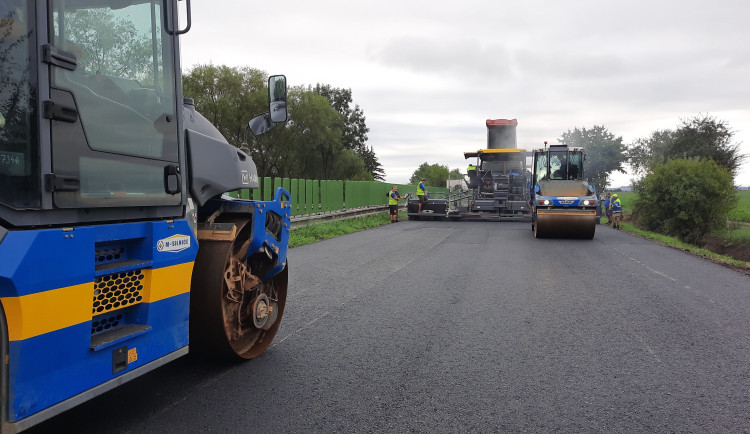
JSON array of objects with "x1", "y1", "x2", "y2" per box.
[{"x1": 47, "y1": 0, "x2": 182, "y2": 210}]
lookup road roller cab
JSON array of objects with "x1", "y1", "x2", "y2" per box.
[
  {"x1": 530, "y1": 144, "x2": 598, "y2": 238},
  {"x1": 0, "y1": 1, "x2": 290, "y2": 431}
]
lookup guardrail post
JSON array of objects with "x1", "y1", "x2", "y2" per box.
[
  {"x1": 313, "y1": 180, "x2": 320, "y2": 214},
  {"x1": 263, "y1": 177, "x2": 272, "y2": 201},
  {"x1": 306, "y1": 179, "x2": 313, "y2": 215},
  {"x1": 290, "y1": 179, "x2": 299, "y2": 216}
]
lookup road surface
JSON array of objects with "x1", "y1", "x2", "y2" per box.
[{"x1": 29, "y1": 220, "x2": 750, "y2": 432}]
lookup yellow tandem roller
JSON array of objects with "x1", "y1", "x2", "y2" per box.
[{"x1": 534, "y1": 209, "x2": 596, "y2": 239}]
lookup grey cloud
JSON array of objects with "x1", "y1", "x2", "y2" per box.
[
  {"x1": 513, "y1": 49, "x2": 626, "y2": 80},
  {"x1": 725, "y1": 50, "x2": 750, "y2": 69},
  {"x1": 371, "y1": 37, "x2": 512, "y2": 79}
]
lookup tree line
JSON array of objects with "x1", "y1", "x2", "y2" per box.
[{"x1": 182, "y1": 64, "x2": 384, "y2": 182}]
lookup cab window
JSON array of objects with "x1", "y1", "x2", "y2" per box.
[
  {"x1": 549, "y1": 151, "x2": 568, "y2": 180},
  {"x1": 534, "y1": 153, "x2": 548, "y2": 185},
  {"x1": 568, "y1": 152, "x2": 583, "y2": 180},
  {"x1": 49, "y1": 0, "x2": 180, "y2": 208},
  {"x1": 0, "y1": 0, "x2": 39, "y2": 209}
]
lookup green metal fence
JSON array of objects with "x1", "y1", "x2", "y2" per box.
[{"x1": 229, "y1": 178, "x2": 448, "y2": 217}]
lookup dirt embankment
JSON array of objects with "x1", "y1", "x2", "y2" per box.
[{"x1": 702, "y1": 237, "x2": 750, "y2": 263}]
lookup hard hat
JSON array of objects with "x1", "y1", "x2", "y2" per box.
[
  {"x1": 421, "y1": 177, "x2": 426, "y2": 181},
  {"x1": 612, "y1": 194, "x2": 618, "y2": 198}
]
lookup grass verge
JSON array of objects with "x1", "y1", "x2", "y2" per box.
[
  {"x1": 611, "y1": 190, "x2": 749, "y2": 268},
  {"x1": 617, "y1": 221, "x2": 750, "y2": 270},
  {"x1": 289, "y1": 211, "x2": 400, "y2": 248}
]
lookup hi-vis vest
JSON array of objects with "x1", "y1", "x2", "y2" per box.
[
  {"x1": 611, "y1": 198, "x2": 622, "y2": 213},
  {"x1": 388, "y1": 192, "x2": 399, "y2": 206},
  {"x1": 417, "y1": 183, "x2": 425, "y2": 196}
]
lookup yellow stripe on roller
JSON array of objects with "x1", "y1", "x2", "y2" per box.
[
  {"x1": 142, "y1": 261, "x2": 194, "y2": 303},
  {"x1": 2, "y1": 282, "x2": 93, "y2": 342},
  {"x1": 1, "y1": 261, "x2": 195, "y2": 342}
]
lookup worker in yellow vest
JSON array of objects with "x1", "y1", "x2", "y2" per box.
[
  {"x1": 388, "y1": 185, "x2": 404, "y2": 223},
  {"x1": 610, "y1": 194, "x2": 623, "y2": 229},
  {"x1": 417, "y1": 178, "x2": 428, "y2": 212}
]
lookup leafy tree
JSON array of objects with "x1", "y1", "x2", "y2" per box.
[
  {"x1": 629, "y1": 129, "x2": 675, "y2": 176},
  {"x1": 287, "y1": 89, "x2": 344, "y2": 180},
  {"x1": 183, "y1": 64, "x2": 295, "y2": 178},
  {"x1": 633, "y1": 159, "x2": 736, "y2": 246},
  {"x1": 183, "y1": 64, "x2": 268, "y2": 144},
  {"x1": 313, "y1": 84, "x2": 383, "y2": 180},
  {"x1": 558, "y1": 126, "x2": 627, "y2": 194},
  {"x1": 629, "y1": 114, "x2": 745, "y2": 177},
  {"x1": 182, "y1": 65, "x2": 377, "y2": 181},
  {"x1": 670, "y1": 114, "x2": 745, "y2": 175},
  {"x1": 409, "y1": 163, "x2": 460, "y2": 187},
  {"x1": 357, "y1": 145, "x2": 385, "y2": 181},
  {"x1": 332, "y1": 148, "x2": 373, "y2": 181}
]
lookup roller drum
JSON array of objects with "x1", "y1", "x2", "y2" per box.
[
  {"x1": 190, "y1": 217, "x2": 288, "y2": 360},
  {"x1": 535, "y1": 212, "x2": 595, "y2": 239}
]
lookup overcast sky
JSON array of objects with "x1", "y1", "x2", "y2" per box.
[{"x1": 180, "y1": 0, "x2": 750, "y2": 187}]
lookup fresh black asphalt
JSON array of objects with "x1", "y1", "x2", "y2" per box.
[{"x1": 29, "y1": 220, "x2": 750, "y2": 432}]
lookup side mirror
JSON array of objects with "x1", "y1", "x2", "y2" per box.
[
  {"x1": 268, "y1": 75, "x2": 288, "y2": 123},
  {"x1": 247, "y1": 75, "x2": 288, "y2": 137},
  {"x1": 248, "y1": 113, "x2": 274, "y2": 136}
]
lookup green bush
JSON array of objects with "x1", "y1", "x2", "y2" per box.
[{"x1": 634, "y1": 159, "x2": 736, "y2": 246}]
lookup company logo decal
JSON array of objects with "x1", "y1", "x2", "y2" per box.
[
  {"x1": 157, "y1": 234, "x2": 191, "y2": 253},
  {"x1": 241, "y1": 170, "x2": 259, "y2": 185}
]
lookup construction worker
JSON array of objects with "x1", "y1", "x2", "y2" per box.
[
  {"x1": 610, "y1": 193, "x2": 623, "y2": 229},
  {"x1": 466, "y1": 164, "x2": 478, "y2": 189},
  {"x1": 417, "y1": 177, "x2": 428, "y2": 212},
  {"x1": 388, "y1": 185, "x2": 404, "y2": 223},
  {"x1": 603, "y1": 192, "x2": 612, "y2": 225}
]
